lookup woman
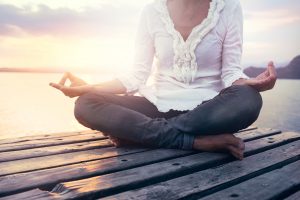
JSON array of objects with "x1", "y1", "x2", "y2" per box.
[{"x1": 50, "y1": 0, "x2": 277, "y2": 160}]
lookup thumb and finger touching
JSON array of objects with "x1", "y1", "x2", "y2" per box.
[
  {"x1": 49, "y1": 82, "x2": 63, "y2": 90},
  {"x1": 50, "y1": 72, "x2": 85, "y2": 90},
  {"x1": 249, "y1": 61, "x2": 277, "y2": 91},
  {"x1": 59, "y1": 72, "x2": 77, "y2": 85}
]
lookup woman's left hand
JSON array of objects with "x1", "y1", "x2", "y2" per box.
[{"x1": 233, "y1": 61, "x2": 277, "y2": 92}]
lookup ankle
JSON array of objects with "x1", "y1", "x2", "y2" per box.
[{"x1": 193, "y1": 136, "x2": 211, "y2": 151}]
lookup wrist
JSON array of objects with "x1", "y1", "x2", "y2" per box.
[
  {"x1": 232, "y1": 78, "x2": 248, "y2": 86},
  {"x1": 80, "y1": 85, "x2": 95, "y2": 95}
]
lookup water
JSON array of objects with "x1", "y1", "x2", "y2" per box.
[
  {"x1": 0, "y1": 72, "x2": 113, "y2": 139},
  {"x1": 252, "y1": 79, "x2": 300, "y2": 132},
  {"x1": 0, "y1": 72, "x2": 299, "y2": 140}
]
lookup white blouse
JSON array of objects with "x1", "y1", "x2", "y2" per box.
[{"x1": 115, "y1": 0, "x2": 249, "y2": 112}]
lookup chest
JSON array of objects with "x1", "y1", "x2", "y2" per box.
[
  {"x1": 150, "y1": 0, "x2": 226, "y2": 72},
  {"x1": 167, "y1": 0, "x2": 211, "y2": 41}
]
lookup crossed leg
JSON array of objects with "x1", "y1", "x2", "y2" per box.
[{"x1": 74, "y1": 85, "x2": 262, "y2": 159}]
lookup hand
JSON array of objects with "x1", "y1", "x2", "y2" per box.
[
  {"x1": 58, "y1": 72, "x2": 87, "y2": 87},
  {"x1": 234, "y1": 61, "x2": 277, "y2": 92},
  {"x1": 49, "y1": 72, "x2": 91, "y2": 98}
]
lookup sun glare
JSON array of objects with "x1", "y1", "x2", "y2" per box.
[{"x1": 0, "y1": 0, "x2": 299, "y2": 70}]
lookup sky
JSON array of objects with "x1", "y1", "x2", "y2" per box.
[{"x1": 0, "y1": 0, "x2": 299, "y2": 72}]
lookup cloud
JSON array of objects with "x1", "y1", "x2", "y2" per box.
[
  {"x1": 0, "y1": 0, "x2": 299, "y2": 68},
  {"x1": 240, "y1": 0, "x2": 300, "y2": 65},
  {"x1": 0, "y1": 3, "x2": 141, "y2": 38},
  {"x1": 244, "y1": 14, "x2": 300, "y2": 33},
  {"x1": 242, "y1": 2, "x2": 300, "y2": 32},
  {"x1": 241, "y1": 0, "x2": 300, "y2": 13}
]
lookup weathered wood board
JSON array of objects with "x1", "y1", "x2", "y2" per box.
[{"x1": 0, "y1": 127, "x2": 299, "y2": 200}]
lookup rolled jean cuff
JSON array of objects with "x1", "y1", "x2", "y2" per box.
[{"x1": 182, "y1": 133, "x2": 195, "y2": 150}]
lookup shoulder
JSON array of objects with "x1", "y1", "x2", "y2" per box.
[
  {"x1": 138, "y1": 0, "x2": 162, "y2": 30},
  {"x1": 219, "y1": 0, "x2": 243, "y2": 26},
  {"x1": 140, "y1": 1, "x2": 157, "y2": 17},
  {"x1": 223, "y1": 0, "x2": 241, "y2": 10},
  {"x1": 222, "y1": 0, "x2": 242, "y2": 15}
]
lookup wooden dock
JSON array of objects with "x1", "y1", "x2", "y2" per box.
[{"x1": 0, "y1": 127, "x2": 299, "y2": 200}]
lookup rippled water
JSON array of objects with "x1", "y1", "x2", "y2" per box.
[{"x1": 0, "y1": 72, "x2": 299, "y2": 140}]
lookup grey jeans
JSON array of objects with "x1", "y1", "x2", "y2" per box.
[{"x1": 74, "y1": 85, "x2": 262, "y2": 150}]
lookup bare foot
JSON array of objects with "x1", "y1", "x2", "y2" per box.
[
  {"x1": 192, "y1": 134, "x2": 245, "y2": 160},
  {"x1": 109, "y1": 136, "x2": 137, "y2": 148},
  {"x1": 101, "y1": 132, "x2": 125, "y2": 147}
]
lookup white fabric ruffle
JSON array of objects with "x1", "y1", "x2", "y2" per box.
[{"x1": 154, "y1": 0, "x2": 225, "y2": 84}]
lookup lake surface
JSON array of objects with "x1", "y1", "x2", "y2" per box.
[{"x1": 0, "y1": 72, "x2": 299, "y2": 140}]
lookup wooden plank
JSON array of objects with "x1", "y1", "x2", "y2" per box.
[
  {"x1": 0, "y1": 125, "x2": 254, "y2": 145},
  {"x1": 0, "y1": 147, "x2": 149, "y2": 177},
  {"x1": 234, "y1": 127, "x2": 281, "y2": 141},
  {"x1": 0, "y1": 129, "x2": 290, "y2": 197},
  {"x1": 200, "y1": 160, "x2": 300, "y2": 200},
  {"x1": 238, "y1": 126, "x2": 257, "y2": 132},
  {"x1": 0, "y1": 126, "x2": 258, "y2": 154},
  {"x1": 0, "y1": 127, "x2": 262, "y2": 163},
  {"x1": 244, "y1": 131, "x2": 300, "y2": 154},
  {"x1": 0, "y1": 128, "x2": 270, "y2": 175},
  {"x1": 0, "y1": 128, "x2": 283, "y2": 196},
  {"x1": 0, "y1": 149, "x2": 193, "y2": 197},
  {"x1": 102, "y1": 139, "x2": 300, "y2": 200},
  {"x1": 285, "y1": 191, "x2": 300, "y2": 200},
  {"x1": 0, "y1": 126, "x2": 255, "y2": 147},
  {"x1": 0, "y1": 129, "x2": 99, "y2": 145},
  {"x1": 0, "y1": 139, "x2": 113, "y2": 162},
  {"x1": 0, "y1": 133, "x2": 107, "y2": 152},
  {"x1": 4, "y1": 132, "x2": 298, "y2": 200},
  {"x1": 0, "y1": 189, "x2": 60, "y2": 200}
]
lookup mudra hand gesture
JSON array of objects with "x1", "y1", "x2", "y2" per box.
[
  {"x1": 49, "y1": 72, "x2": 90, "y2": 98},
  {"x1": 234, "y1": 61, "x2": 277, "y2": 92}
]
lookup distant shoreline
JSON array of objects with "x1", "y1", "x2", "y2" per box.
[
  {"x1": 0, "y1": 68, "x2": 113, "y2": 74},
  {"x1": 0, "y1": 69, "x2": 299, "y2": 80},
  {"x1": 1, "y1": 54, "x2": 299, "y2": 79}
]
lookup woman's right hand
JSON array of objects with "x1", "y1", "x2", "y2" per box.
[
  {"x1": 58, "y1": 72, "x2": 87, "y2": 87},
  {"x1": 49, "y1": 72, "x2": 92, "y2": 98}
]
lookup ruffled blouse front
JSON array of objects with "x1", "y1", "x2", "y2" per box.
[
  {"x1": 116, "y1": 0, "x2": 249, "y2": 112},
  {"x1": 155, "y1": 0, "x2": 225, "y2": 84}
]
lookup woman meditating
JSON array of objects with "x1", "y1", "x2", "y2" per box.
[{"x1": 50, "y1": 0, "x2": 277, "y2": 160}]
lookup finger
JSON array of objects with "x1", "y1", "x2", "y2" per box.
[
  {"x1": 264, "y1": 68, "x2": 270, "y2": 76},
  {"x1": 259, "y1": 76, "x2": 275, "y2": 90},
  {"x1": 49, "y1": 82, "x2": 63, "y2": 90},
  {"x1": 67, "y1": 72, "x2": 78, "y2": 82},
  {"x1": 256, "y1": 69, "x2": 268, "y2": 79},
  {"x1": 62, "y1": 86, "x2": 82, "y2": 98},
  {"x1": 248, "y1": 77, "x2": 268, "y2": 85},
  {"x1": 59, "y1": 72, "x2": 69, "y2": 85},
  {"x1": 268, "y1": 61, "x2": 274, "y2": 67},
  {"x1": 256, "y1": 66, "x2": 270, "y2": 78},
  {"x1": 268, "y1": 61, "x2": 277, "y2": 79}
]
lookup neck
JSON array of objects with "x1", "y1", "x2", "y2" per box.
[
  {"x1": 168, "y1": 0, "x2": 206, "y2": 9},
  {"x1": 177, "y1": 0, "x2": 203, "y2": 7}
]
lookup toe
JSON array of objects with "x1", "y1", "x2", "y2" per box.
[
  {"x1": 237, "y1": 138, "x2": 245, "y2": 150},
  {"x1": 228, "y1": 145, "x2": 244, "y2": 160}
]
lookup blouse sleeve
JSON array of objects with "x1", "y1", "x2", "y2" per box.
[
  {"x1": 115, "y1": 5, "x2": 155, "y2": 94},
  {"x1": 221, "y1": 1, "x2": 249, "y2": 88}
]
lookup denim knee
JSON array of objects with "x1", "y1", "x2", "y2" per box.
[
  {"x1": 74, "y1": 91, "x2": 106, "y2": 127},
  {"x1": 231, "y1": 85, "x2": 263, "y2": 126}
]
